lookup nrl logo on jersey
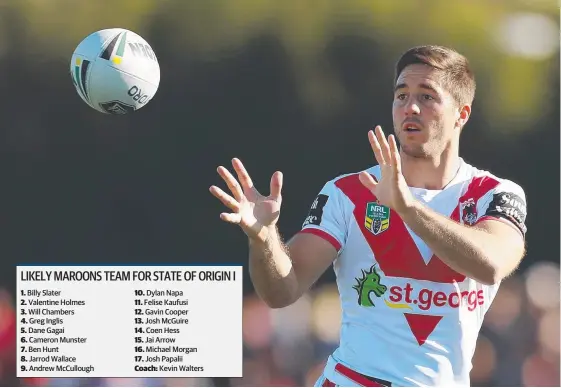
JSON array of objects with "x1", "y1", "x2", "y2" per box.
[{"x1": 365, "y1": 202, "x2": 390, "y2": 235}]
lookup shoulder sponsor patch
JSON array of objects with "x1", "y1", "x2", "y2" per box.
[
  {"x1": 302, "y1": 194, "x2": 329, "y2": 227},
  {"x1": 485, "y1": 191, "x2": 527, "y2": 233}
]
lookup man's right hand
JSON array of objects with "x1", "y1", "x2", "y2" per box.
[{"x1": 210, "y1": 158, "x2": 283, "y2": 244}]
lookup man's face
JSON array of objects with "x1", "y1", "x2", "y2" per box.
[{"x1": 392, "y1": 64, "x2": 465, "y2": 158}]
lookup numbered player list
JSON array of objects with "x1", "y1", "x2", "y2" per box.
[{"x1": 16, "y1": 265, "x2": 243, "y2": 378}]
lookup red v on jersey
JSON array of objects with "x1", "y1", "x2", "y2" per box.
[
  {"x1": 335, "y1": 173, "x2": 500, "y2": 345},
  {"x1": 334, "y1": 174, "x2": 500, "y2": 282},
  {"x1": 404, "y1": 313, "x2": 443, "y2": 346}
]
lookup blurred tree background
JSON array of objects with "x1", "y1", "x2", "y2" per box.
[{"x1": 0, "y1": 0, "x2": 558, "y2": 386}]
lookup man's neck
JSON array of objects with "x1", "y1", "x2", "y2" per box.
[{"x1": 400, "y1": 148, "x2": 461, "y2": 190}]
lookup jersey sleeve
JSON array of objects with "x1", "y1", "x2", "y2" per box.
[
  {"x1": 475, "y1": 179, "x2": 527, "y2": 236},
  {"x1": 299, "y1": 179, "x2": 348, "y2": 252}
]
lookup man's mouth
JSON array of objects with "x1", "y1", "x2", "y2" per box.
[{"x1": 402, "y1": 123, "x2": 422, "y2": 132}]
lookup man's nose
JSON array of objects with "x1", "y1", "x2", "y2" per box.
[{"x1": 405, "y1": 101, "x2": 420, "y2": 115}]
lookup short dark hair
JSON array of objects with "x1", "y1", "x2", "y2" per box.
[{"x1": 394, "y1": 45, "x2": 476, "y2": 106}]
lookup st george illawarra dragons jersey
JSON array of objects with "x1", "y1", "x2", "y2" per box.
[{"x1": 299, "y1": 158, "x2": 527, "y2": 387}]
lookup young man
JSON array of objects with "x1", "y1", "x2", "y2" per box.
[{"x1": 209, "y1": 45, "x2": 527, "y2": 387}]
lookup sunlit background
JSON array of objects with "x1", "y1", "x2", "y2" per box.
[{"x1": 0, "y1": 0, "x2": 558, "y2": 387}]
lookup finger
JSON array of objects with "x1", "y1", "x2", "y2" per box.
[
  {"x1": 375, "y1": 126, "x2": 392, "y2": 166},
  {"x1": 270, "y1": 171, "x2": 283, "y2": 200},
  {"x1": 220, "y1": 212, "x2": 242, "y2": 224},
  {"x1": 388, "y1": 135, "x2": 402, "y2": 176},
  {"x1": 359, "y1": 171, "x2": 378, "y2": 192},
  {"x1": 217, "y1": 166, "x2": 244, "y2": 201},
  {"x1": 232, "y1": 158, "x2": 255, "y2": 193},
  {"x1": 368, "y1": 129, "x2": 386, "y2": 165},
  {"x1": 209, "y1": 185, "x2": 241, "y2": 212}
]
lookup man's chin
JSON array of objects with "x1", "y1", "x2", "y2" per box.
[{"x1": 401, "y1": 144, "x2": 432, "y2": 159}]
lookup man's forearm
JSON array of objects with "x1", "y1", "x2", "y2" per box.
[
  {"x1": 398, "y1": 201, "x2": 507, "y2": 285},
  {"x1": 248, "y1": 226, "x2": 299, "y2": 308}
]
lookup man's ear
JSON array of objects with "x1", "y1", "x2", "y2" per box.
[{"x1": 457, "y1": 104, "x2": 471, "y2": 130}]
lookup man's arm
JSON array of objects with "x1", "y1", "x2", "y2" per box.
[
  {"x1": 210, "y1": 159, "x2": 343, "y2": 308},
  {"x1": 249, "y1": 178, "x2": 347, "y2": 308},
  {"x1": 248, "y1": 227, "x2": 338, "y2": 308},
  {"x1": 398, "y1": 202, "x2": 525, "y2": 285}
]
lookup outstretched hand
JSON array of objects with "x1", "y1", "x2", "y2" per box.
[
  {"x1": 359, "y1": 126, "x2": 415, "y2": 214},
  {"x1": 209, "y1": 158, "x2": 283, "y2": 243}
]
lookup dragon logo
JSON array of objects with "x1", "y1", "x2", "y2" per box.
[{"x1": 352, "y1": 265, "x2": 387, "y2": 307}]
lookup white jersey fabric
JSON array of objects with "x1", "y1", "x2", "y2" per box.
[{"x1": 300, "y1": 158, "x2": 527, "y2": 387}]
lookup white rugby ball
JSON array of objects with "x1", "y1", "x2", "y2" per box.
[{"x1": 70, "y1": 28, "x2": 160, "y2": 114}]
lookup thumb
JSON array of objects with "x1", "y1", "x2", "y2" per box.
[
  {"x1": 270, "y1": 171, "x2": 283, "y2": 199},
  {"x1": 359, "y1": 171, "x2": 378, "y2": 193}
]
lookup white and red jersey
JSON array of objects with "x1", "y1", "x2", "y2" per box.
[{"x1": 300, "y1": 158, "x2": 527, "y2": 387}]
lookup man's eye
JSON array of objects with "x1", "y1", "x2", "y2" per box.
[
  {"x1": 423, "y1": 94, "x2": 434, "y2": 100},
  {"x1": 397, "y1": 94, "x2": 406, "y2": 100}
]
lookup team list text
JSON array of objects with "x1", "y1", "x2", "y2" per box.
[{"x1": 17, "y1": 265, "x2": 243, "y2": 378}]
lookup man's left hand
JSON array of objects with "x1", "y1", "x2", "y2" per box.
[{"x1": 359, "y1": 126, "x2": 415, "y2": 215}]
